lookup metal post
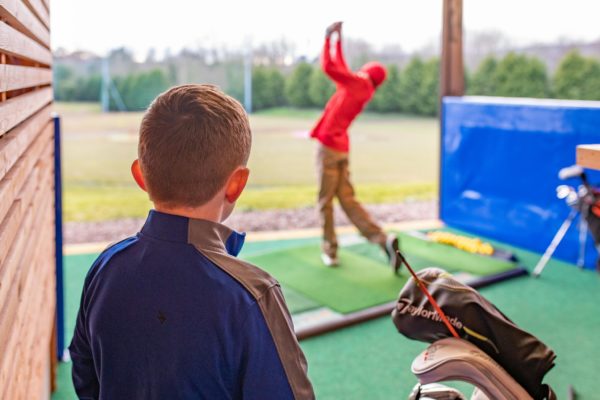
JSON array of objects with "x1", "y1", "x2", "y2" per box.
[
  {"x1": 101, "y1": 57, "x2": 110, "y2": 112},
  {"x1": 53, "y1": 113, "x2": 65, "y2": 360},
  {"x1": 243, "y1": 47, "x2": 252, "y2": 113}
]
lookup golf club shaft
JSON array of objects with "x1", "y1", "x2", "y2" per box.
[
  {"x1": 397, "y1": 251, "x2": 460, "y2": 338},
  {"x1": 533, "y1": 209, "x2": 577, "y2": 277}
]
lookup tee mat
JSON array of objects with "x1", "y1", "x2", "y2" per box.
[{"x1": 243, "y1": 230, "x2": 528, "y2": 332}]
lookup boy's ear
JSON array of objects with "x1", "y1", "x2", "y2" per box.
[
  {"x1": 225, "y1": 167, "x2": 250, "y2": 203},
  {"x1": 131, "y1": 159, "x2": 147, "y2": 192}
]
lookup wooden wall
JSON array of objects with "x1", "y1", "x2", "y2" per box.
[{"x1": 0, "y1": 0, "x2": 56, "y2": 398}]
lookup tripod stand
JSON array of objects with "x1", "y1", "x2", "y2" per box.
[
  {"x1": 532, "y1": 207, "x2": 588, "y2": 277},
  {"x1": 533, "y1": 164, "x2": 598, "y2": 277}
]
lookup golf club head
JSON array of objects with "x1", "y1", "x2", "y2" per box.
[
  {"x1": 566, "y1": 191, "x2": 579, "y2": 206},
  {"x1": 556, "y1": 185, "x2": 574, "y2": 200},
  {"x1": 559, "y1": 165, "x2": 584, "y2": 180}
]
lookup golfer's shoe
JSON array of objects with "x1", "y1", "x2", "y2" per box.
[
  {"x1": 385, "y1": 234, "x2": 402, "y2": 274},
  {"x1": 321, "y1": 253, "x2": 339, "y2": 267}
]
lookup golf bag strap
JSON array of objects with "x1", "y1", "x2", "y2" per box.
[{"x1": 411, "y1": 338, "x2": 534, "y2": 400}]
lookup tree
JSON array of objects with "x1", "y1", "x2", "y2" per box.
[
  {"x1": 468, "y1": 56, "x2": 498, "y2": 95},
  {"x1": 251, "y1": 66, "x2": 286, "y2": 110},
  {"x1": 53, "y1": 64, "x2": 75, "y2": 101},
  {"x1": 113, "y1": 69, "x2": 170, "y2": 111},
  {"x1": 494, "y1": 52, "x2": 549, "y2": 98},
  {"x1": 369, "y1": 65, "x2": 402, "y2": 112},
  {"x1": 268, "y1": 68, "x2": 286, "y2": 107},
  {"x1": 285, "y1": 62, "x2": 314, "y2": 108},
  {"x1": 417, "y1": 58, "x2": 440, "y2": 116},
  {"x1": 251, "y1": 66, "x2": 271, "y2": 110},
  {"x1": 225, "y1": 61, "x2": 244, "y2": 103},
  {"x1": 553, "y1": 51, "x2": 600, "y2": 100},
  {"x1": 398, "y1": 57, "x2": 425, "y2": 114},
  {"x1": 308, "y1": 68, "x2": 335, "y2": 108},
  {"x1": 72, "y1": 74, "x2": 102, "y2": 102}
]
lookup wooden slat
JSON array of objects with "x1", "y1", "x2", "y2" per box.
[
  {"x1": 0, "y1": 189, "x2": 53, "y2": 364},
  {"x1": 21, "y1": 0, "x2": 50, "y2": 30},
  {"x1": 440, "y1": 0, "x2": 464, "y2": 98},
  {"x1": 0, "y1": 170, "x2": 53, "y2": 396},
  {"x1": 17, "y1": 214, "x2": 54, "y2": 399},
  {"x1": 2, "y1": 198, "x2": 54, "y2": 399},
  {"x1": 0, "y1": 123, "x2": 52, "y2": 227},
  {"x1": 0, "y1": 144, "x2": 52, "y2": 315},
  {"x1": 0, "y1": 104, "x2": 52, "y2": 179},
  {"x1": 0, "y1": 20, "x2": 52, "y2": 65},
  {"x1": 40, "y1": 0, "x2": 47, "y2": 13},
  {"x1": 0, "y1": 64, "x2": 52, "y2": 92},
  {"x1": 0, "y1": 163, "x2": 40, "y2": 266},
  {"x1": 22, "y1": 228, "x2": 55, "y2": 399},
  {"x1": 0, "y1": 86, "x2": 52, "y2": 136},
  {"x1": 9, "y1": 234, "x2": 52, "y2": 399},
  {"x1": 0, "y1": 0, "x2": 51, "y2": 48},
  {"x1": 0, "y1": 137, "x2": 51, "y2": 265},
  {"x1": 576, "y1": 144, "x2": 600, "y2": 170}
]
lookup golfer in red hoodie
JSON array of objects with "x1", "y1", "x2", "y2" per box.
[{"x1": 311, "y1": 22, "x2": 400, "y2": 272}]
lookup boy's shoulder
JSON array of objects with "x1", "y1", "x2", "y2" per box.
[
  {"x1": 85, "y1": 236, "x2": 139, "y2": 284},
  {"x1": 194, "y1": 244, "x2": 280, "y2": 302}
]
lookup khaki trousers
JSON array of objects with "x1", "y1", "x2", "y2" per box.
[{"x1": 316, "y1": 144, "x2": 386, "y2": 257}]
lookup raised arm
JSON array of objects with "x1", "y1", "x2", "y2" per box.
[{"x1": 321, "y1": 22, "x2": 356, "y2": 85}]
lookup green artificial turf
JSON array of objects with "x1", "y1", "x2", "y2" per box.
[
  {"x1": 54, "y1": 234, "x2": 600, "y2": 400},
  {"x1": 245, "y1": 233, "x2": 519, "y2": 315},
  {"x1": 280, "y1": 286, "x2": 321, "y2": 314},
  {"x1": 397, "y1": 231, "x2": 516, "y2": 275},
  {"x1": 301, "y1": 243, "x2": 600, "y2": 400},
  {"x1": 245, "y1": 244, "x2": 408, "y2": 314}
]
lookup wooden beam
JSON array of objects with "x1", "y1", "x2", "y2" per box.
[
  {"x1": 0, "y1": 20, "x2": 52, "y2": 65},
  {"x1": 0, "y1": 103, "x2": 52, "y2": 179},
  {"x1": 0, "y1": 0, "x2": 51, "y2": 48},
  {"x1": 0, "y1": 64, "x2": 52, "y2": 92},
  {"x1": 0, "y1": 53, "x2": 6, "y2": 102},
  {"x1": 0, "y1": 123, "x2": 53, "y2": 223},
  {"x1": 21, "y1": 0, "x2": 50, "y2": 30},
  {"x1": 440, "y1": 0, "x2": 464, "y2": 98},
  {"x1": 0, "y1": 190, "x2": 53, "y2": 399},
  {"x1": 576, "y1": 144, "x2": 600, "y2": 170},
  {"x1": 0, "y1": 86, "x2": 52, "y2": 137}
]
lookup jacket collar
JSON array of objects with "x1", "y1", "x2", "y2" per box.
[{"x1": 140, "y1": 210, "x2": 246, "y2": 256}]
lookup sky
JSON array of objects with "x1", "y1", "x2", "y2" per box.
[{"x1": 50, "y1": 0, "x2": 600, "y2": 59}]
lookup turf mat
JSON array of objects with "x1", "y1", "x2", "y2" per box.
[
  {"x1": 281, "y1": 286, "x2": 321, "y2": 314},
  {"x1": 396, "y1": 231, "x2": 516, "y2": 275},
  {"x1": 245, "y1": 244, "x2": 408, "y2": 314}
]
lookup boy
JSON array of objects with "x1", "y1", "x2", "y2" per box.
[
  {"x1": 311, "y1": 22, "x2": 401, "y2": 272},
  {"x1": 69, "y1": 85, "x2": 315, "y2": 399}
]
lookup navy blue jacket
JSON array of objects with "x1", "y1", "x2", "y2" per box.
[{"x1": 69, "y1": 211, "x2": 314, "y2": 399}]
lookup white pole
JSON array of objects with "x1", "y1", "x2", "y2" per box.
[
  {"x1": 244, "y1": 44, "x2": 252, "y2": 113},
  {"x1": 101, "y1": 57, "x2": 110, "y2": 113}
]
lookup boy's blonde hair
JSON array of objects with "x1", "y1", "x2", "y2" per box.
[{"x1": 138, "y1": 84, "x2": 251, "y2": 207}]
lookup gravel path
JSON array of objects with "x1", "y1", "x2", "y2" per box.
[{"x1": 64, "y1": 200, "x2": 437, "y2": 244}]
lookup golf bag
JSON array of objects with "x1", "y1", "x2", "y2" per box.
[
  {"x1": 586, "y1": 188, "x2": 600, "y2": 269},
  {"x1": 392, "y1": 268, "x2": 556, "y2": 400}
]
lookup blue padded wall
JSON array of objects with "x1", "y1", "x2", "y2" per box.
[{"x1": 441, "y1": 96, "x2": 600, "y2": 269}]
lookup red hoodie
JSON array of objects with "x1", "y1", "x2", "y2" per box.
[{"x1": 310, "y1": 37, "x2": 375, "y2": 153}]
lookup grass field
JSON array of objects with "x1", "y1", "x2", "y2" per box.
[{"x1": 57, "y1": 103, "x2": 439, "y2": 222}]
